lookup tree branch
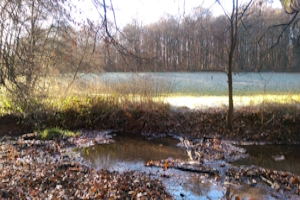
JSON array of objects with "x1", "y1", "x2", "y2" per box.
[
  {"x1": 257, "y1": 11, "x2": 299, "y2": 44},
  {"x1": 216, "y1": 0, "x2": 231, "y2": 21},
  {"x1": 257, "y1": 11, "x2": 299, "y2": 72}
]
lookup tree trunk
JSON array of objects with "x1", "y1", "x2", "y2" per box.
[
  {"x1": 227, "y1": 53, "x2": 234, "y2": 131},
  {"x1": 226, "y1": 0, "x2": 238, "y2": 132}
]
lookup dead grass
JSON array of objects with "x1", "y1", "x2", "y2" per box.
[
  {"x1": 0, "y1": 73, "x2": 299, "y2": 143},
  {"x1": 0, "y1": 94, "x2": 299, "y2": 143}
]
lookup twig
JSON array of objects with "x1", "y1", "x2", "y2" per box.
[
  {"x1": 175, "y1": 166, "x2": 219, "y2": 176},
  {"x1": 0, "y1": 135, "x2": 7, "y2": 142},
  {"x1": 216, "y1": 0, "x2": 231, "y2": 21},
  {"x1": 264, "y1": 114, "x2": 274, "y2": 126},
  {"x1": 260, "y1": 175, "x2": 272, "y2": 186},
  {"x1": 257, "y1": 12, "x2": 299, "y2": 71},
  {"x1": 144, "y1": 164, "x2": 219, "y2": 176}
]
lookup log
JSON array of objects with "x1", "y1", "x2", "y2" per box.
[
  {"x1": 144, "y1": 163, "x2": 219, "y2": 176},
  {"x1": 174, "y1": 166, "x2": 219, "y2": 176}
]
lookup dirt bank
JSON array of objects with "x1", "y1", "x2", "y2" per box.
[{"x1": 1, "y1": 107, "x2": 299, "y2": 144}]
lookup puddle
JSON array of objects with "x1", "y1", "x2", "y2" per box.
[
  {"x1": 79, "y1": 133, "x2": 277, "y2": 199},
  {"x1": 232, "y1": 145, "x2": 300, "y2": 176},
  {"x1": 79, "y1": 134, "x2": 187, "y2": 171}
]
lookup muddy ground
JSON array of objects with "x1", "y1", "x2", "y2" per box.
[{"x1": 1, "y1": 108, "x2": 299, "y2": 144}]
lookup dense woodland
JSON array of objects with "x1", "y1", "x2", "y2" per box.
[
  {"x1": 49, "y1": 5, "x2": 300, "y2": 73},
  {"x1": 0, "y1": 0, "x2": 300, "y2": 98},
  {"x1": 94, "y1": 6, "x2": 300, "y2": 72}
]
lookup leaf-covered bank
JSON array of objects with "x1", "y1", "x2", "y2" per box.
[
  {"x1": 0, "y1": 96, "x2": 299, "y2": 144},
  {"x1": 0, "y1": 131, "x2": 171, "y2": 199}
]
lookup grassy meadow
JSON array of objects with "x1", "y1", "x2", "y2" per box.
[{"x1": 1, "y1": 72, "x2": 300, "y2": 115}]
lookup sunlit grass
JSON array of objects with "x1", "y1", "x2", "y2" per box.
[
  {"x1": 156, "y1": 94, "x2": 300, "y2": 109},
  {"x1": 0, "y1": 73, "x2": 299, "y2": 116},
  {"x1": 39, "y1": 127, "x2": 80, "y2": 140}
]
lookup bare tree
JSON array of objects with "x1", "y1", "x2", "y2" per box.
[
  {"x1": 212, "y1": 0, "x2": 254, "y2": 130},
  {"x1": 0, "y1": 0, "x2": 79, "y2": 100}
]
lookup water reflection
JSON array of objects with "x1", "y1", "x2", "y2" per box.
[
  {"x1": 232, "y1": 145, "x2": 300, "y2": 176},
  {"x1": 79, "y1": 134, "x2": 278, "y2": 199},
  {"x1": 80, "y1": 134, "x2": 187, "y2": 170}
]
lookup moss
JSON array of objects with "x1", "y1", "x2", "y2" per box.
[{"x1": 39, "y1": 127, "x2": 80, "y2": 140}]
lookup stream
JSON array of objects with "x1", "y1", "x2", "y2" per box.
[
  {"x1": 76, "y1": 133, "x2": 300, "y2": 199},
  {"x1": 232, "y1": 144, "x2": 300, "y2": 176}
]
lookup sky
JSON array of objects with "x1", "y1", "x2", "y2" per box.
[{"x1": 78, "y1": 0, "x2": 283, "y2": 27}]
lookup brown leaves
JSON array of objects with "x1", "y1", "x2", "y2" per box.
[
  {"x1": 291, "y1": 177, "x2": 300, "y2": 185},
  {"x1": 146, "y1": 160, "x2": 153, "y2": 167},
  {"x1": 235, "y1": 196, "x2": 241, "y2": 200},
  {"x1": 72, "y1": 40, "x2": 77, "y2": 47},
  {"x1": 0, "y1": 136, "x2": 172, "y2": 199},
  {"x1": 163, "y1": 160, "x2": 169, "y2": 170}
]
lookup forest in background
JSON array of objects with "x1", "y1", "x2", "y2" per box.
[
  {"x1": 1, "y1": 0, "x2": 299, "y2": 101},
  {"x1": 79, "y1": 5, "x2": 300, "y2": 73}
]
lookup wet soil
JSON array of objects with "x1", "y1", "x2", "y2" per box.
[
  {"x1": 1, "y1": 106, "x2": 300, "y2": 199},
  {"x1": 0, "y1": 108, "x2": 300, "y2": 144},
  {"x1": 0, "y1": 114, "x2": 32, "y2": 136},
  {"x1": 1, "y1": 130, "x2": 300, "y2": 199},
  {"x1": 0, "y1": 131, "x2": 172, "y2": 199},
  {"x1": 80, "y1": 133, "x2": 300, "y2": 199}
]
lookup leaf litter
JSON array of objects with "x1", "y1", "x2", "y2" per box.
[
  {"x1": 0, "y1": 131, "x2": 172, "y2": 199},
  {"x1": 144, "y1": 137, "x2": 300, "y2": 198}
]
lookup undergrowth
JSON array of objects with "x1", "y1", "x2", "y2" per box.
[
  {"x1": 0, "y1": 74, "x2": 299, "y2": 143},
  {"x1": 39, "y1": 127, "x2": 80, "y2": 140}
]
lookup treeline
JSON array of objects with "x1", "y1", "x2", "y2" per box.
[
  {"x1": 1, "y1": 1, "x2": 300, "y2": 99},
  {"x1": 95, "y1": 6, "x2": 300, "y2": 72}
]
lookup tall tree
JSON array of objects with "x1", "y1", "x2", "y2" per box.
[{"x1": 214, "y1": 0, "x2": 254, "y2": 131}]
